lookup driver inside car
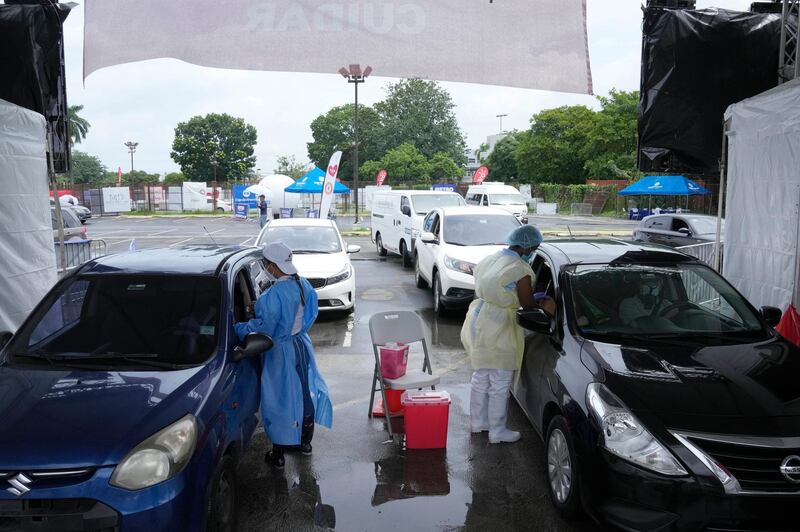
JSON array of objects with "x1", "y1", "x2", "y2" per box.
[{"x1": 619, "y1": 275, "x2": 676, "y2": 325}]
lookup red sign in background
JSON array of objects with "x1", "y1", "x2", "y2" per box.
[
  {"x1": 376, "y1": 169, "x2": 388, "y2": 186},
  {"x1": 472, "y1": 166, "x2": 489, "y2": 184}
]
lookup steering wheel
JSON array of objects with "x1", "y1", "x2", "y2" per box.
[{"x1": 658, "y1": 301, "x2": 695, "y2": 318}]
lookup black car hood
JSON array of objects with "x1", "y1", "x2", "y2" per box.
[{"x1": 583, "y1": 336, "x2": 800, "y2": 430}]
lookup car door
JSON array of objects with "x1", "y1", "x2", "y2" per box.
[
  {"x1": 669, "y1": 217, "x2": 695, "y2": 247},
  {"x1": 514, "y1": 252, "x2": 562, "y2": 435},
  {"x1": 226, "y1": 257, "x2": 263, "y2": 435},
  {"x1": 416, "y1": 211, "x2": 439, "y2": 282},
  {"x1": 642, "y1": 216, "x2": 672, "y2": 245}
]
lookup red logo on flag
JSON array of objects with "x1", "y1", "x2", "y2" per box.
[
  {"x1": 376, "y1": 169, "x2": 388, "y2": 186},
  {"x1": 324, "y1": 182, "x2": 334, "y2": 195},
  {"x1": 327, "y1": 164, "x2": 339, "y2": 177},
  {"x1": 472, "y1": 166, "x2": 489, "y2": 184}
]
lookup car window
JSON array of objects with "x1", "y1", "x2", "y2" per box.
[
  {"x1": 13, "y1": 275, "x2": 221, "y2": 367},
  {"x1": 442, "y1": 214, "x2": 520, "y2": 246},
  {"x1": 488, "y1": 193, "x2": 525, "y2": 205},
  {"x1": 259, "y1": 225, "x2": 342, "y2": 253},
  {"x1": 423, "y1": 211, "x2": 437, "y2": 232},
  {"x1": 465, "y1": 194, "x2": 480, "y2": 205},
  {"x1": 671, "y1": 218, "x2": 690, "y2": 232},
  {"x1": 410, "y1": 194, "x2": 465, "y2": 215},
  {"x1": 430, "y1": 213, "x2": 441, "y2": 237},
  {"x1": 248, "y1": 258, "x2": 270, "y2": 295},
  {"x1": 566, "y1": 264, "x2": 765, "y2": 342},
  {"x1": 645, "y1": 217, "x2": 667, "y2": 229},
  {"x1": 401, "y1": 196, "x2": 411, "y2": 213},
  {"x1": 688, "y1": 217, "x2": 721, "y2": 235},
  {"x1": 482, "y1": 195, "x2": 489, "y2": 206}
]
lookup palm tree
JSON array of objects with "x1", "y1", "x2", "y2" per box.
[{"x1": 68, "y1": 105, "x2": 90, "y2": 145}]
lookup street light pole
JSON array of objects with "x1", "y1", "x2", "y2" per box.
[
  {"x1": 124, "y1": 141, "x2": 138, "y2": 173},
  {"x1": 210, "y1": 159, "x2": 219, "y2": 212},
  {"x1": 339, "y1": 64, "x2": 372, "y2": 224},
  {"x1": 496, "y1": 113, "x2": 508, "y2": 134}
]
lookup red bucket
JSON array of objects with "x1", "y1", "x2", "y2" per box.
[
  {"x1": 401, "y1": 391, "x2": 450, "y2": 449},
  {"x1": 379, "y1": 343, "x2": 409, "y2": 379}
]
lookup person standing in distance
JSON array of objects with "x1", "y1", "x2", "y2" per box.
[
  {"x1": 461, "y1": 225, "x2": 555, "y2": 444},
  {"x1": 257, "y1": 195, "x2": 269, "y2": 228},
  {"x1": 235, "y1": 242, "x2": 333, "y2": 468}
]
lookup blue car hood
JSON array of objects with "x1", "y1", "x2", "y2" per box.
[{"x1": 0, "y1": 364, "x2": 212, "y2": 470}]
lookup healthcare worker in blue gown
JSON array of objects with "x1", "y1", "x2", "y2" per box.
[{"x1": 235, "y1": 242, "x2": 333, "y2": 469}]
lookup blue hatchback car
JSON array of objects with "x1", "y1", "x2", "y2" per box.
[{"x1": 0, "y1": 246, "x2": 273, "y2": 531}]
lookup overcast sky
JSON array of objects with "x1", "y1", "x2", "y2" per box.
[{"x1": 55, "y1": 0, "x2": 753, "y2": 176}]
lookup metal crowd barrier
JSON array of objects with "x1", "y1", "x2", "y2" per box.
[
  {"x1": 676, "y1": 241, "x2": 724, "y2": 273},
  {"x1": 55, "y1": 239, "x2": 108, "y2": 276}
]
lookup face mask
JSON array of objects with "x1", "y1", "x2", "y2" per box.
[{"x1": 521, "y1": 251, "x2": 533, "y2": 263}]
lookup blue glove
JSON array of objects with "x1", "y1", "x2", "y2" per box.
[{"x1": 534, "y1": 292, "x2": 549, "y2": 302}]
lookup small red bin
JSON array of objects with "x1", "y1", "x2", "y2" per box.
[
  {"x1": 401, "y1": 390, "x2": 450, "y2": 449},
  {"x1": 379, "y1": 343, "x2": 409, "y2": 379}
]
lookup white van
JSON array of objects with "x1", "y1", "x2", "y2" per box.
[
  {"x1": 371, "y1": 190, "x2": 466, "y2": 267},
  {"x1": 465, "y1": 183, "x2": 529, "y2": 222}
]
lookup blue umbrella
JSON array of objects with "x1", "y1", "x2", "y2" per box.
[
  {"x1": 618, "y1": 175, "x2": 710, "y2": 196},
  {"x1": 284, "y1": 167, "x2": 351, "y2": 194}
]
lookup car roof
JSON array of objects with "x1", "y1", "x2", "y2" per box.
[
  {"x1": 437, "y1": 206, "x2": 515, "y2": 216},
  {"x1": 642, "y1": 213, "x2": 720, "y2": 221},
  {"x1": 80, "y1": 245, "x2": 255, "y2": 276},
  {"x1": 539, "y1": 239, "x2": 693, "y2": 267},
  {"x1": 265, "y1": 218, "x2": 337, "y2": 228},
  {"x1": 375, "y1": 190, "x2": 461, "y2": 197}
]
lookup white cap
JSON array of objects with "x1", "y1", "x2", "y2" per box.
[{"x1": 262, "y1": 242, "x2": 298, "y2": 275}]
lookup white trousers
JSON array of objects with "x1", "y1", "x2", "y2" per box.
[{"x1": 470, "y1": 368, "x2": 514, "y2": 399}]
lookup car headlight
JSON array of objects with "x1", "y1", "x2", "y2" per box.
[
  {"x1": 444, "y1": 255, "x2": 476, "y2": 276},
  {"x1": 327, "y1": 264, "x2": 352, "y2": 285},
  {"x1": 110, "y1": 414, "x2": 197, "y2": 490},
  {"x1": 586, "y1": 383, "x2": 687, "y2": 476}
]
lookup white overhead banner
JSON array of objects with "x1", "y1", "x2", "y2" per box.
[
  {"x1": 83, "y1": 0, "x2": 593, "y2": 94},
  {"x1": 102, "y1": 187, "x2": 132, "y2": 213}
]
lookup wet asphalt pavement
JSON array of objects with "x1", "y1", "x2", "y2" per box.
[{"x1": 85, "y1": 215, "x2": 614, "y2": 531}]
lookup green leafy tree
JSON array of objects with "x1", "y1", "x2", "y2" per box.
[
  {"x1": 171, "y1": 113, "x2": 257, "y2": 182},
  {"x1": 67, "y1": 105, "x2": 90, "y2": 145},
  {"x1": 584, "y1": 89, "x2": 639, "y2": 179},
  {"x1": 516, "y1": 105, "x2": 598, "y2": 184},
  {"x1": 163, "y1": 171, "x2": 186, "y2": 185},
  {"x1": 429, "y1": 152, "x2": 461, "y2": 183},
  {"x1": 106, "y1": 170, "x2": 160, "y2": 187},
  {"x1": 274, "y1": 155, "x2": 308, "y2": 180},
  {"x1": 361, "y1": 144, "x2": 431, "y2": 185},
  {"x1": 486, "y1": 132, "x2": 522, "y2": 183},
  {"x1": 307, "y1": 104, "x2": 381, "y2": 184},
  {"x1": 359, "y1": 160, "x2": 384, "y2": 184},
  {"x1": 374, "y1": 79, "x2": 466, "y2": 163},
  {"x1": 70, "y1": 150, "x2": 106, "y2": 184}
]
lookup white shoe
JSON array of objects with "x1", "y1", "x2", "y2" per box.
[
  {"x1": 488, "y1": 394, "x2": 520, "y2": 444},
  {"x1": 470, "y1": 387, "x2": 489, "y2": 433}
]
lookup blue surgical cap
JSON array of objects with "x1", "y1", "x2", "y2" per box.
[{"x1": 506, "y1": 225, "x2": 543, "y2": 249}]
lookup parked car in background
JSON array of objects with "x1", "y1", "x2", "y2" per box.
[
  {"x1": 465, "y1": 183, "x2": 529, "y2": 223},
  {"x1": 52, "y1": 198, "x2": 92, "y2": 223},
  {"x1": 208, "y1": 198, "x2": 232, "y2": 213},
  {"x1": 0, "y1": 246, "x2": 270, "y2": 530},
  {"x1": 371, "y1": 190, "x2": 466, "y2": 268},
  {"x1": 633, "y1": 213, "x2": 724, "y2": 247},
  {"x1": 257, "y1": 218, "x2": 360, "y2": 312},
  {"x1": 51, "y1": 206, "x2": 86, "y2": 241},
  {"x1": 414, "y1": 206, "x2": 521, "y2": 315},
  {"x1": 513, "y1": 239, "x2": 797, "y2": 531}
]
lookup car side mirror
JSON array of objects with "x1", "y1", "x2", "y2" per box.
[
  {"x1": 0, "y1": 331, "x2": 12, "y2": 350},
  {"x1": 760, "y1": 306, "x2": 782, "y2": 328},
  {"x1": 234, "y1": 333, "x2": 273, "y2": 362},
  {"x1": 677, "y1": 228, "x2": 692, "y2": 236},
  {"x1": 420, "y1": 231, "x2": 437, "y2": 244},
  {"x1": 401, "y1": 205, "x2": 411, "y2": 217},
  {"x1": 517, "y1": 309, "x2": 553, "y2": 335},
  {"x1": 347, "y1": 244, "x2": 361, "y2": 254}
]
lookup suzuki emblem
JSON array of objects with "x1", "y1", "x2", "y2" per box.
[
  {"x1": 6, "y1": 473, "x2": 33, "y2": 496},
  {"x1": 779, "y1": 455, "x2": 800, "y2": 484}
]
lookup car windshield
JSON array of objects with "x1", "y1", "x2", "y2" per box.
[
  {"x1": 259, "y1": 225, "x2": 342, "y2": 253},
  {"x1": 689, "y1": 217, "x2": 723, "y2": 235},
  {"x1": 566, "y1": 263, "x2": 767, "y2": 343},
  {"x1": 443, "y1": 214, "x2": 520, "y2": 246},
  {"x1": 8, "y1": 275, "x2": 221, "y2": 368},
  {"x1": 411, "y1": 194, "x2": 465, "y2": 215},
  {"x1": 489, "y1": 194, "x2": 526, "y2": 205}
]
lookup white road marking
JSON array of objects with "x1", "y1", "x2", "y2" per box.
[
  {"x1": 240, "y1": 236, "x2": 256, "y2": 245},
  {"x1": 169, "y1": 237, "x2": 195, "y2": 248},
  {"x1": 343, "y1": 316, "x2": 354, "y2": 348},
  {"x1": 152, "y1": 229, "x2": 176, "y2": 236}
]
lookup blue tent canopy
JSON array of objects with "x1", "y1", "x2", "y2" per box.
[
  {"x1": 618, "y1": 175, "x2": 710, "y2": 196},
  {"x1": 284, "y1": 167, "x2": 351, "y2": 194}
]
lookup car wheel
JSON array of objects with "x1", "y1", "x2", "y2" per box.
[
  {"x1": 206, "y1": 455, "x2": 238, "y2": 532},
  {"x1": 546, "y1": 416, "x2": 582, "y2": 519},
  {"x1": 415, "y1": 253, "x2": 428, "y2": 289},
  {"x1": 217, "y1": 207, "x2": 225, "y2": 213},
  {"x1": 433, "y1": 272, "x2": 446, "y2": 317},
  {"x1": 376, "y1": 233, "x2": 387, "y2": 257},
  {"x1": 400, "y1": 241, "x2": 412, "y2": 268}
]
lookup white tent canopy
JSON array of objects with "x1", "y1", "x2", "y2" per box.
[
  {"x1": 0, "y1": 99, "x2": 58, "y2": 332},
  {"x1": 83, "y1": 0, "x2": 592, "y2": 94},
  {"x1": 723, "y1": 79, "x2": 800, "y2": 311}
]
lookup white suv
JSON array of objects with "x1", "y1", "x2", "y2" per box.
[{"x1": 414, "y1": 206, "x2": 521, "y2": 315}]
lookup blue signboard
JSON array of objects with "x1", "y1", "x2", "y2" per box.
[
  {"x1": 234, "y1": 203, "x2": 249, "y2": 220},
  {"x1": 432, "y1": 183, "x2": 457, "y2": 192},
  {"x1": 233, "y1": 184, "x2": 259, "y2": 208}
]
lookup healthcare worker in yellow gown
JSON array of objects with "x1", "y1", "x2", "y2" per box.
[{"x1": 460, "y1": 225, "x2": 555, "y2": 444}]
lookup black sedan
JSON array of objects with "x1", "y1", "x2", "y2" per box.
[{"x1": 513, "y1": 239, "x2": 798, "y2": 531}]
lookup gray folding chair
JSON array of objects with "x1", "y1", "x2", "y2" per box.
[{"x1": 368, "y1": 311, "x2": 440, "y2": 440}]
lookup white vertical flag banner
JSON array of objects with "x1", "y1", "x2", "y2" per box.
[
  {"x1": 84, "y1": 0, "x2": 592, "y2": 94},
  {"x1": 319, "y1": 151, "x2": 342, "y2": 220}
]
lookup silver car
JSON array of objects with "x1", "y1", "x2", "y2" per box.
[{"x1": 632, "y1": 214, "x2": 724, "y2": 247}]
